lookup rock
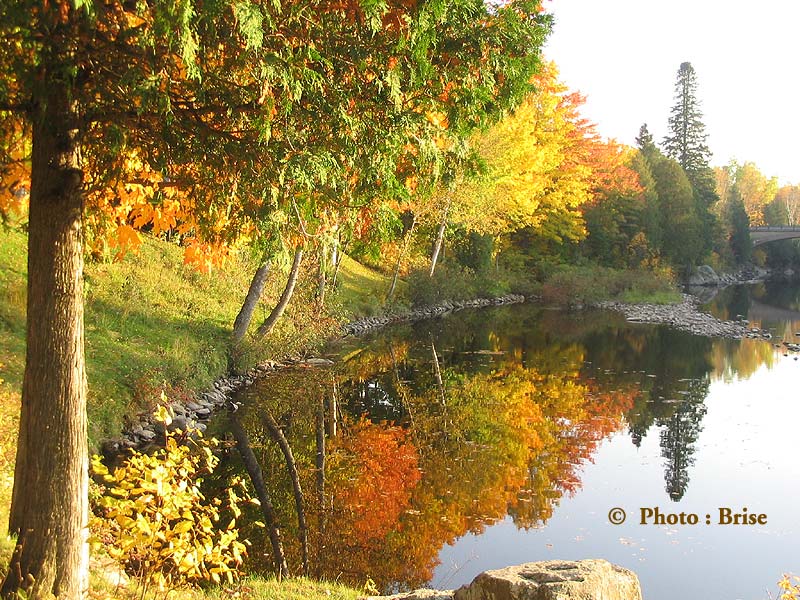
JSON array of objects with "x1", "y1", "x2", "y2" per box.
[
  {"x1": 453, "y1": 560, "x2": 642, "y2": 600},
  {"x1": 301, "y1": 357, "x2": 335, "y2": 367},
  {"x1": 687, "y1": 264, "x2": 720, "y2": 286},
  {"x1": 137, "y1": 428, "x2": 157, "y2": 442}
]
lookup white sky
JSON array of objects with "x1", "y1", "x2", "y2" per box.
[{"x1": 543, "y1": 0, "x2": 800, "y2": 185}]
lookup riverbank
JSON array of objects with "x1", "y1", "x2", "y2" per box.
[{"x1": 596, "y1": 294, "x2": 777, "y2": 340}]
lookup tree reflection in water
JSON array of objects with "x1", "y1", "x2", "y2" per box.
[{"x1": 210, "y1": 299, "x2": 790, "y2": 591}]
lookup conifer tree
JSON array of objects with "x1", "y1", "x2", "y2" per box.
[
  {"x1": 662, "y1": 62, "x2": 718, "y2": 257},
  {"x1": 663, "y1": 62, "x2": 712, "y2": 176}
]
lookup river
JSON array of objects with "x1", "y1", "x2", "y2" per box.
[{"x1": 215, "y1": 281, "x2": 800, "y2": 599}]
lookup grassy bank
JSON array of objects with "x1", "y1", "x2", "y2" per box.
[
  {"x1": 0, "y1": 229, "x2": 394, "y2": 449},
  {"x1": 539, "y1": 264, "x2": 681, "y2": 306},
  {"x1": 90, "y1": 575, "x2": 363, "y2": 600}
]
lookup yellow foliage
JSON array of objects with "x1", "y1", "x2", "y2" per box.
[
  {"x1": 90, "y1": 410, "x2": 248, "y2": 593},
  {"x1": 780, "y1": 575, "x2": 800, "y2": 600}
]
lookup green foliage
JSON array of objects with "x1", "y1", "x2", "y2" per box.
[
  {"x1": 650, "y1": 156, "x2": 705, "y2": 269},
  {"x1": 404, "y1": 264, "x2": 513, "y2": 306},
  {"x1": 726, "y1": 189, "x2": 752, "y2": 264},
  {"x1": 662, "y1": 62, "x2": 712, "y2": 176},
  {"x1": 540, "y1": 265, "x2": 679, "y2": 306},
  {"x1": 451, "y1": 230, "x2": 495, "y2": 273},
  {"x1": 90, "y1": 407, "x2": 249, "y2": 593}
]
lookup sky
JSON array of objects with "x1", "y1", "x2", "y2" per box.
[{"x1": 543, "y1": 0, "x2": 800, "y2": 185}]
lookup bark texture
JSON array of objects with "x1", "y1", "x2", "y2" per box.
[
  {"x1": 255, "y1": 247, "x2": 304, "y2": 339},
  {"x1": 3, "y1": 73, "x2": 89, "y2": 599},
  {"x1": 232, "y1": 259, "x2": 271, "y2": 345}
]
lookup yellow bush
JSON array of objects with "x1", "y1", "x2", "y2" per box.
[{"x1": 91, "y1": 406, "x2": 249, "y2": 594}]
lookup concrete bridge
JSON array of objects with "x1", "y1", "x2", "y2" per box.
[{"x1": 750, "y1": 226, "x2": 800, "y2": 246}]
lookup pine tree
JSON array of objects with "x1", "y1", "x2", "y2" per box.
[
  {"x1": 727, "y1": 186, "x2": 753, "y2": 264},
  {"x1": 663, "y1": 62, "x2": 712, "y2": 176},
  {"x1": 662, "y1": 62, "x2": 718, "y2": 258},
  {"x1": 635, "y1": 123, "x2": 659, "y2": 162}
]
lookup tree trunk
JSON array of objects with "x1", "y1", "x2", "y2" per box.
[
  {"x1": 2, "y1": 72, "x2": 90, "y2": 599},
  {"x1": 387, "y1": 216, "x2": 416, "y2": 302},
  {"x1": 315, "y1": 395, "x2": 326, "y2": 507},
  {"x1": 228, "y1": 416, "x2": 289, "y2": 579},
  {"x1": 429, "y1": 198, "x2": 452, "y2": 277},
  {"x1": 330, "y1": 235, "x2": 348, "y2": 290},
  {"x1": 255, "y1": 247, "x2": 303, "y2": 340},
  {"x1": 263, "y1": 412, "x2": 309, "y2": 577},
  {"x1": 328, "y1": 380, "x2": 338, "y2": 438},
  {"x1": 316, "y1": 244, "x2": 326, "y2": 308},
  {"x1": 232, "y1": 258, "x2": 271, "y2": 346}
]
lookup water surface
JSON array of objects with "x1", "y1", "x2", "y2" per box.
[{"x1": 218, "y1": 283, "x2": 800, "y2": 599}]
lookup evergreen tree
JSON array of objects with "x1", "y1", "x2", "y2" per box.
[
  {"x1": 635, "y1": 123, "x2": 659, "y2": 162},
  {"x1": 727, "y1": 187, "x2": 752, "y2": 264},
  {"x1": 663, "y1": 62, "x2": 712, "y2": 176},
  {"x1": 662, "y1": 62, "x2": 718, "y2": 257},
  {"x1": 659, "y1": 380, "x2": 708, "y2": 502}
]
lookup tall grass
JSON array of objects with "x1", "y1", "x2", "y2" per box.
[{"x1": 539, "y1": 265, "x2": 681, "y2": 306}]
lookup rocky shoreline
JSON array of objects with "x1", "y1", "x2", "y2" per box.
[
  {"x1": 342, "y1": 293, "x2": 526, "y2": 336},
  {"x1": 106, "y1": 270, "x2": 798, "y2": 452},
  {"x1": 104, "y1": 293, "x2": 528, "y2": 452},
  {"x1": 596, "y1": 294, "x2": 777, "y2": 340}
]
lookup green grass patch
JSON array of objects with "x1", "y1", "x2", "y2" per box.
[
  {"x1": 0, "y1": 230, "x2": 257, "y2": 447},
  {"x1": 335, "y1": 254, "x2": 398, "y2": 315},
  {"x1": 540, "y1": 264, "x2": 681, "y2": 306},
  {"x1": 89, "y1": 575, "x2": 364, "y2": 600}
]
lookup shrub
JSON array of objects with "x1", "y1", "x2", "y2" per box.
[
  {"x1": 405, "y1": 264, "x2": 513, "y2": 306},
  {"x1": 91, "y1": 406, "x2": 250, "y2": 594},
  {"x1": 540, "y1": 265, "x2": 679, "y2": 306}
]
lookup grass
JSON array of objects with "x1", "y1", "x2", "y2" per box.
[
  {"x1": 335, "y1": 254, "x2": 401, "y2": 315},
  {"x1": 0, "y1": 229, "x2": 396, "y2": 448},
  {"x1": 539, "y1": 264, "x2": 682, "y2": 306},
  {"x1": 89, "y1": 575, "x2": 364, "y2": 600}
]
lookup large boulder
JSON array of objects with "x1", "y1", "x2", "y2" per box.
[
  {"x1": 686, "y1": 265, "x2": 720, "y2": 286},
  {"x1": 452, "y1": 560, "x2": 642, "y2": 600}
]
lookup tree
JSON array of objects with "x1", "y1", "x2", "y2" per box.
[
  {"x1": 0, "y1": 0, "x2": 552, "y2": 595},
  {"x1": 663, "y1": 62, "x2": 712, "y2": 176},
  {"x1": 662, "y1": 62, "x2": 718, "y2": 255},
  {"x1": 650, "y1": 156, "x2": 704, "y2": 269},
  {"x1": 726, "y1": 187, "x2": 752, "y2": 264},
  {"x1": 733, "y1": 161, "x2": 779, "y2": 225},
  {"x1": 448, "y1": 63, "x2": 594, "y2": 243},
  {"x1": 771, "y1": 185, "x2": 800, "y2": 226}
]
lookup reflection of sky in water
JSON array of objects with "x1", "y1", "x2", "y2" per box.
[{"x1": 434, "y1": 353, "x2": 800, "y2": 600}]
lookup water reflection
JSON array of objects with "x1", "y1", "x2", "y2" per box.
[{"x1": 212, "y1": 284, "x2": 800, "y2": 594}]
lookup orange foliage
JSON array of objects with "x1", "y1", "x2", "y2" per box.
[{"x1": 330, "y1": 418, "x2": 421, "y2": 543}]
